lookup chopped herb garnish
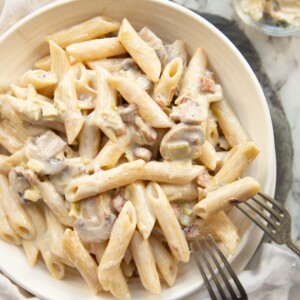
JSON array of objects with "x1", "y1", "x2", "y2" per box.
[{"x1": 276, "y1": 19, "x2": 290, "y2": 28}]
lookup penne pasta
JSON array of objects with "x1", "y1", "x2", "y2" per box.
[
  {"x1": 198, "y1": 140, "x2": 217, "y2": 171},
  {"x1": 109, "y1": 267, "x2": 131, "y2": 300},
  {"x1": 177, "y1": 48, "x2": 207, "y2": 102},
  {"x1": 215, "y1": 151, "x2": 229, "y2": 171},
  {"x1": 149, "y1": 235, "x2": 178, "y2": 287},
  {"x1": 98, "y1": 201, "x2": 136, "y2": 291},
  {"x1": 160, "y1": 182, "x2": 198, "y2": 201},
  {"x1": 0, "y1": 120, "x2": 28, "y2": 154},
  {"x1": 66, "y1": 160, "x2": 145, "y2": 202},
  {"x1": 79, "y1": 115, "x2": 101, "y2": 163},
  {"x1": 66, "y1": 37, "x2": 127, "y2": 61},
  {"x1": 87, "y1": 242, "x2": 131, "y2": 300},
  {"x1": 109, "y1": 76, "x2": 173, "y2": 128},
  {"x1": 26, "y1": 204, "x2": 65, "y2": 279},
  {"x1": 152, "y1": 58, "x2": 183, "y2": 109},
  {"x1": 209, "y1": 142, "x2": 260, "y2": 190},
  {"x1": 46, "y1": 16, "x2": 120, "y2": 48},
  {"x1": 0, "y1": 174, "x2": 35, "y2": 240},
  {"x1": 211, "y1": 99, "x2": 250, "y2": 147},
  {"x1": 0, "y1": 155, "x2": 14, "y2": 174},
  {"x1": 34, "y1": 55, "x2": 51, "y2": 71},
  {"x1": 124, "y1": 248, "x2": 133, "y2": 265},
  {"x1": 126, "y1": 181, "x2": 155, "y2": 239},
  {"x1": 174, "y1": 48, "x2": 210, "y2": 122},
  {"x1": 86, "y1": 242, "x2": 108, "y2": 264},
  {"x1": 49, "y1": 41, "x2": 70, "y2": 82},
  {"x1": 22, "y1": 239, "x2": 39, "y2": 266},
  {"x1": 193, "y1": 177, "x2": 260, "y2": 219},
  {"x1": 86, "y1": 57, "x2": 128, "y2": 72},
  {"x1": 206, "y1": 211, "x2": 239, "y2": 255},
  {"x1": 139, "y1": 27, "x2": 168, "y2": 68},
  {"x1": 121, "y1": 260, "x2": 134, "y2": 278},
  {"x1": 118, "y1": 18, "x2": 161, "y2": 82},
  {"x1": 43, "y1": 204, "x2": 74, "y2": 267},
  {"x1": 165, "y1": 40, "x2": 187, "y2": 67},
  {"x1": 35, "y1": 179, "x2": 75, "y2": 227},
  {"x1": 91, "y1": 66, "x2": 125, "y2": 141},
  {"x1": 141, "y1": 161, "x2": 205, "y2": 184},
  {"x1": 130, "y1": 231, "x2": 161, "y2": 294},
  {"x1": 206, "y1": 112, "x2": 219, "y2": 147},
  {"x1": 0, "y1": 201, "x2": 22, "y2": 245},
  {"x1": 147, "y1": 182, "x2": 190, "y2": 263},
  {"x1": 88, "y1": 131, "x2": 130, "y2": 171},
  {"x1": 54, "y1": 68, "x2": 84, "y2": 144},
  {"x1": 63, "y1": 229, "x2": 101, "y2": 293}
]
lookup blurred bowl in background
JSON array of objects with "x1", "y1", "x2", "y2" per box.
[{"x1": 233, "y1": 0, "x2": 300, "y2": 36}]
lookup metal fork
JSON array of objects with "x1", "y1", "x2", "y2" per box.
[
  {"x1": 236, "y1": 192, "x2": 300, "y2": 256},
  {"x1": 190, "y1": 235, "x2": 248, "y2": 300}
]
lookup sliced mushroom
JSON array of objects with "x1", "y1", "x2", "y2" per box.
[
  {"x1": 8, "y1": 167, "x2": 40, "y2": 204},
  {"x1": 132, "y1": 116, "x2": 157, "y2": 146},
  {"x1": 74, "y1": 194, "x2": 116, "y2": 243},
  {"x1": 49, "y1": 158, "x2": 85, "y2": 195},
  {"x1": 99, "y1": 109, "x2": 126, "y2": 138},
  {"x1": 118, "y1": 104, "x2": 138, "y2": 124},
  {"x1": 19, "y1": 69, "x2": 57, "y2": 89},
  {"x1": 118, "y1": 69, "x2": 153, "y2": 92},
  {"x1": 120, "y1": 58, "x2": 140, "y2": 72},
  {"x1": 25, "y1": 130, "x2": 67, "y2": 160},
  {"x1": 165, "y1": 40, "x2": 188, "y2": 67},
  {"x1": 27, "y1": 157, "x2": 66, "y2": 175},
  {"x1": 170, "y1": 98, "x2": 208, "y2": 125},
  {"x1": 160, "y1": 123, "x2": 205, "y2": 161}
]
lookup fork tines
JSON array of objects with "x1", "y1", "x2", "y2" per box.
[
  {"x1": 236, "y1": 192, "x2": 290, "y2": 244},
  {"x1": 190, "y1": 235, "x2": 247, "y2": 300}
]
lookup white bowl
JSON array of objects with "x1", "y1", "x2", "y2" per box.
[{"x1": 0, "y1": 0, "x2": 276, "y2": 299}]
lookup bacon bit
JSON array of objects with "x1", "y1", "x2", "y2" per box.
[
  {"x1": 180, "y1": 97, "x2": 192, "y2": 103},
  {"x1": 154, "y1": 96, "x2": 166, "y2": 110},
  {"x1": 183, "y1": 224, "x2": 200, "y2": 240},
  {"x1": 171, "y1": 202, "x2": 182, "y2": 219},
  {"x1": 118, "y1": 104, "x2": 137, "y2": 123},
  {"x1": 229, "y1": 198, "x2": 240, "y2": 205},
  {"x1": 197, "y1": 171, "x2": 211, "y2": 188},
  {"x1": 112, "y1": 193, "x2": 127, "y2": 213},
  {"x1": 200, "y1": 77, "x2": 216, "y2": 93},
  {"x1": 148, "y1": 129, "x2": 157, "y2": 141}
]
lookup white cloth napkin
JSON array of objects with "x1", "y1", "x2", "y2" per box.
[{"x1": 0, "y1": 1, "x2": 299, "y2": 300}]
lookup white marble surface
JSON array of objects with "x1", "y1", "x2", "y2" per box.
[{"x1": 174, "y1": 0, "x2": 300, "y2": 243}]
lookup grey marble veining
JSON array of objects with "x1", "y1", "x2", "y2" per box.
[{"x1": 174, "y1": 0, "x2": 300, "y2": 242}]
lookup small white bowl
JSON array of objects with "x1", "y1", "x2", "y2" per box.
[
  {"x1": 0, "y1": 0, "x2": 276, "y2": 299},
  {"x1": 233, "y1": 0, "x2": 300, "y2": 36}
]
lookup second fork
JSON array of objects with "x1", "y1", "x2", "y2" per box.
[{"x1": 190, "y1": 235, "x2": 248, "y2": 300}]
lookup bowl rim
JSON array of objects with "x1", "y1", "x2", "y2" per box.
[{"x1": 0, "y1": 0, "x2": 277, "y2": 299}]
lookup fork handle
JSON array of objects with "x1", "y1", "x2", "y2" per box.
[{"x1": 286, "y1": 238, "x2": 300, "y2": 257}]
